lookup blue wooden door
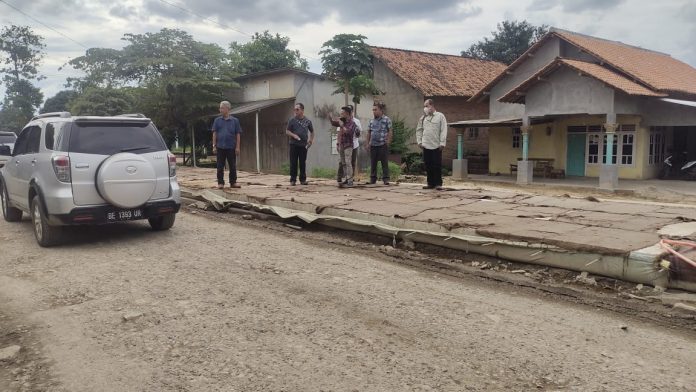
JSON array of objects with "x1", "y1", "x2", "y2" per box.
[{"x1": 566, "y1": 133, "x2": 586, "y2": 176}]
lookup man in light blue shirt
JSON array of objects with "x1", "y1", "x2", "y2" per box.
[{"x1": 212, "y1": 101, "x2": 243, "y2": 189}]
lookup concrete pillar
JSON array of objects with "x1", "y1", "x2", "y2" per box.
[
  {"x1": 517, "y1": 124, "x2": 533, "y2": 184},
  {"x1": 452, "y1": 129, "x2": 467, "y2": 180},
  {"x1": 600, "y1": 123, "x2": 619, "y2": 190}
]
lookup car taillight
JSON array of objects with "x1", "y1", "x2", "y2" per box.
[
  {"x1": 168, "y1": 153, "x2": 177, "y2": 177},
  {"x1": 52, "y1": 155, "x2": 71, "y2": 183}
]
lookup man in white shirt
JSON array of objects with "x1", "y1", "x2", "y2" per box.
[{"x1": 416, "y1": 99, "x2": 448, "y2": 190}]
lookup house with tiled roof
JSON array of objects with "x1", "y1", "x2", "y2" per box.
[
  {"x1": 457, "y1": 28, "x2": 696, "y2": 188},
  {"x1": 370, "y1": 46, "x2": 506, "y2": 172}
]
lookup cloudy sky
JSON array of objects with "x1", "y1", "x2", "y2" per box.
[{"x1": 1, "y1": 0, "x2": 695, "y2": 104}]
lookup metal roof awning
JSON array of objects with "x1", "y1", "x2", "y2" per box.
[
  {"x1": 449, "y1": 118, "x2": 522, "y2": 128},
  {"x1": 660, "y1": 98, "x2": 696, "y2": 108},
  {"x1": 231, "y1": 97, "x2": 296, "y2": 115}
]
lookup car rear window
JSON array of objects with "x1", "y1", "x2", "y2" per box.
[
  {"x1": 0, "y1": 135, "x2": 15, "y2": 144},
  {"x1": 69, "y1": 122, "x2": 167, "y2": 155}
]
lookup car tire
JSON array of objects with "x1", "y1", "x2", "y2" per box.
[
  {"x1": 148, "y1": 213, "x2": 176, "y2": 231},
  {"x1": 31, "y1": 195, "x2": 63, "y2": 247},
  {"x1": 1, "y1": 181, "x2": 22, "y2": 222}
]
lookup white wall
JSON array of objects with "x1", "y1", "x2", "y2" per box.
[
  {"x1": 489, "y1": 37, "x2": 562, "y2": 119},
  {"x1": 525, "y1": 68, "x2": 615, "y2": 116}
]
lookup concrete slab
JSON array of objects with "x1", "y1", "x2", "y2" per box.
[{"x1": 177, "y1": 167, "x2": 693, "y2": 260}]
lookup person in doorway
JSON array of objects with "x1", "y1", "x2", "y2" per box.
[
  {"x1": 285, "y1": 103, "x2": 314, "y2": 185},
  {"x1": 416, "y1": 98, "x2": 448, "y2": 190},
  {"x1": 212, "y1": 100, "x2": 242, "y2": 189},
  {"x1": 334, "y1": 107, "x2": 358, "y2": 187},
  {"x1": 329, "y1": 105, "x2": 361, "y2": 184},
  {"x1": 367, "y1": 101, "x2": 393, "y2": 185}
]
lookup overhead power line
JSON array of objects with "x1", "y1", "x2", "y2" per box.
[
  {"x1": 0, "y1": 0, "x2": 89, "y2": 49},
  {"x1": 156, "y1": 0, "x2": 320, "y2": 62},
  {"x1": 157, "y1": 0, "x2": 252, "y2": 38}
]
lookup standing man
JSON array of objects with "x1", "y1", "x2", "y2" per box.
[
  {"x1": 212, "y1": 100, "x2": 242, "y2": 189},
  {"x1": 367, "y1": 101, "x2": 393, "y2": 185},
  {"x1": 416, "y1": 99, "x2": 448, "y2": 190},
  {"x1": 285, "y1": 103, "x2": 314, "y2": 186},
  {"x1": 335, "y1": 108, "x2": 358, "y2": 188},
  {"x1": 329, "y1": 105, "x2": 360, "y2": 185}
]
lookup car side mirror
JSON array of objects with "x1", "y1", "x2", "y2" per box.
[{"x1": 0, "y1": 145, "x2": 10, "y2": 156}]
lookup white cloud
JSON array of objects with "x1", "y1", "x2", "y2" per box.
[{"x1": 0, "y1": 0, "x2": 693, "y2": 106}]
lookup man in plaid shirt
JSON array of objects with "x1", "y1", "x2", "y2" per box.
[{"x1": 336, "y1": 106, "x2": 359, "y2": 188}]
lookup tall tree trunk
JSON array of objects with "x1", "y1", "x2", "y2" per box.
[{"x1": 344, "y1": 80, "x2": 349, "y2": 106}]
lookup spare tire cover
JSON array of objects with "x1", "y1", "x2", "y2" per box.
[{"x1": 97, "y1": 153, "x2": 157, "y2": 208}]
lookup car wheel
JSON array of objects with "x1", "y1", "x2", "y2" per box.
[
  {"x1": 1, "y1": 181, "x2": 22, "y2": 222},
  {"x1": 31, "y1": 195, "x2": 63, "y2": 247},
  {"x1": 148, "y1": 213, "x2": 176, "y2": 231}
]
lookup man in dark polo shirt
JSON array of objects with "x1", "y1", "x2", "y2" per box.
[
  {"x1": 212, "y1": 100, "x2": 242, "y2": 189},
  {"x1": 285, "y1": 102, "x2": 314, "y2": 185}
]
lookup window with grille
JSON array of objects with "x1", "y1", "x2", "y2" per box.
[
  {"x1": 649, "y1": 127, "x2": 665, "y2": 165},
  {"x1": 512, "y1": 127, "x2": 521, "y2": 148},
  {"x1": 584, "y1": 124, "x2": 635, "y2": 166},
  {"x1": 468, "y1": 127, "x2": 479, "y2": 139},
  {"x1": 587, "y1": 134, "x2": 600, "y2": 164}
]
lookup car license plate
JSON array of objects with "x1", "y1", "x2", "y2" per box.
[{"x1": 107, "y1": 208, "x2": 143, "y2": 222}]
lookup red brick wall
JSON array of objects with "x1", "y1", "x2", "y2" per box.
[{"x1": 429, "y1": 96, "x2": 490, "y2": 167}]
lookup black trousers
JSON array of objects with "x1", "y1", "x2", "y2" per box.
[
  {"x1": 423, "y1": 147, "x2": 443, "y2": 187},
  {"x1": 337, "y1": 148, "x2": 357, "y2": 182},
  {"x1": 289, "y1": 144, "x2": 308, "y2": 182},
  {"x1": 369, "y1": 144, "x2": 390, "y2": 182},
  {"x1": 216, "y1": 148, "x2": 237, "y2": 185}
]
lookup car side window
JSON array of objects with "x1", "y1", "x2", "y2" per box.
[
  {"x1": 13, "y1": 127, "x2": 32, "y2": 156},
  {"x1": 45, "y1": 122, "x2": 67, "y2": 151},
  {"x1": 26, "y1": 126, "x2": 42, "y2": 154}
]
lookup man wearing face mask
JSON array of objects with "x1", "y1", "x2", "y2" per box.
[{"x1": 416, "y1": 99, "x2": 448, "y2": 190}]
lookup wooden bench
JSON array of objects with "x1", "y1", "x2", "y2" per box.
[{"x1": 510, "y1": 158, "x2": 560, "y2": 178}]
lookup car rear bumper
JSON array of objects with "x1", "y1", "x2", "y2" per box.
[{"x1": 47, "y1": 200, "x2": 180, "y2": 225}]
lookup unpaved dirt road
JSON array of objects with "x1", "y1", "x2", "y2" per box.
[{"x1": 1, "y1": 208, "x2": 696, "y2": 391}]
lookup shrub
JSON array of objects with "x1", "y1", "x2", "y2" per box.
[
  {"x1": 402, "y1": 152, "x2": 425, "y2": 174},
  {"x1": 390, "y1": 117, "x2": 415, "y2": 155}
]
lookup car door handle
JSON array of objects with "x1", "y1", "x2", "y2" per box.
[{"x1": 74, "y1": 163, "x2": 89, "y2": 169}]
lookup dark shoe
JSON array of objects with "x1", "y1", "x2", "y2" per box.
[
  {"x1": 423, "y1": 185, "x2": 434, "y2": 189},
  {"x1": 365, "y1": 181, "x2": 376, "y2": 185},
  {"x1": 216, "y1": 184, "x2": 224, "y2": 189},
  {"x1": 300, "y1": 181, "x2": 308, "y2": 185},
  {"x1": 230, "y1": 183, "x2": 241, "y2": 188},
  {"x1": 383, "y1": 180, "x2": 390, "y2": 185},
  {"x1": 290, "y1": 181, "x2": 296, "y2": 186},
  {"x1": 435, "y1": 186, "x2": 443, "y2": 191}
]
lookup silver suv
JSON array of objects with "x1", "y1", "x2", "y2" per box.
[{"x1": 0, "y1": 112, "x2": 181, "y2": 246}]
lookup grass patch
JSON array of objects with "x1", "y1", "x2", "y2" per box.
[
  {"x1": 311, "y1": 167, "x2": 337, "y2": 179},
  {"x1": 374, "y1": 161, "x2": 402, "y2": 181}
]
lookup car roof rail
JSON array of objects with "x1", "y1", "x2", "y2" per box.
[
  {"x1": 31, "y1": 112, "x2": 71, "y2": 121},
  {"x1": 116, "y1": 113, "x2": 147, "y2": 118}
]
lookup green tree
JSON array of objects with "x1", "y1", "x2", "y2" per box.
[
  {"x1": 41, "y1": 90, "x2": 78, "y2": 113},
  {"x1": 0, "y1": 25, "x2": 45, "y2": 132},
  {"x1": 320, "y1": 34, "x2": 373, "y2": 106},
  {"x1": 462, "y1": 20, "x2": 549, "y2": 65},
  {"x1": 0, "y1": 79, "x2": 43, "y2": 133},
  {"x1": 63, "y1": 48, "x2": 123, "y2": 90},
  {"x1": 69, "y1": 87, "x2": 133, "y2": 116},
  {"x1": 0, "y1": 25, "x2": 45, "y2": 85},
  {"x1": 65, "y1": 28, "x2": 238, "y2": 164},
  {"x1": 229, "y1": 31, "x2": 308, "y2": 74},
  {"x1": 346, "y1": 74, "x2": 383, "y2": 115}
]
